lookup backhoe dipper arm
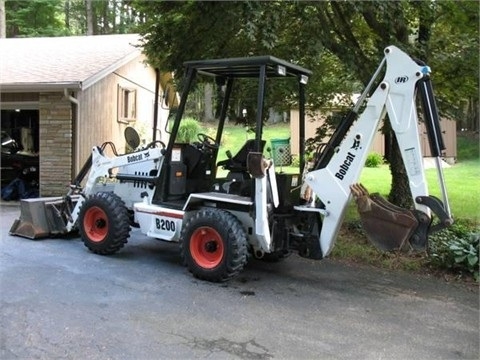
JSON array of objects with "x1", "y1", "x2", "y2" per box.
[{"x1": 303, "y1": 45, "x2": 453, "y2": 257}]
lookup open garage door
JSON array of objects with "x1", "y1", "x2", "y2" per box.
[{"x1": 1, "y1": 109, "x2": 39, "y2": 199}]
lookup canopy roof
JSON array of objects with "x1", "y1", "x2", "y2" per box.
[{"x1": 184, "y1": 55, "x2": 312, "y2": 80}]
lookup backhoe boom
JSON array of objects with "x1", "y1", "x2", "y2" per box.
[{"x1": 304, "y1": 45, "x2": 453, "y2": 256}]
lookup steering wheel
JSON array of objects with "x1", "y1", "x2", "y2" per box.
[
  {"x1": 197, "y1": 133, "x2": 219, "y2": 150},
  {"x1": 145, "y1": 140, "x2": 166, "y2": 150}
]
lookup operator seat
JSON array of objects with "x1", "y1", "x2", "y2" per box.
[{"x1": 217, "y1": 139, "x2": 266, "y2": 173}]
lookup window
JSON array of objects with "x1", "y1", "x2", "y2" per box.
[{"x1": 117, "y1": 85, "x2": 137, "y2": 123}]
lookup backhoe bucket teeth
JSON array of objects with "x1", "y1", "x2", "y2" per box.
[
  {"x1": 350, "y1": 184, "x2": 419, "y2": 252},
  {"x1": 9, "y1": 197, "x2": 71, "y2": 239}
]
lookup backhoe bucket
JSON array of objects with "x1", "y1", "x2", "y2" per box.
[
  {"x1": 350, "y1": 184, "x2": 419, "y2": 252},
  {"x1": 9, "y1": 197, "x2": 73, "y2": 239}
]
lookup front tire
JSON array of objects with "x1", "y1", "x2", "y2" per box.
[
  {"x1": 180, "y1": 208, "x2": 248, "y2": 282},
  {"x1": 79, "y1": 192, "x2": 130, "y2": 255}
]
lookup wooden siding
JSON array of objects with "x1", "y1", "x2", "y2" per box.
[
  {"x1": 76, "y1": 54, "x2": 168, "y2": 174},
  {"x1": 1, "y1": 56, "x2": 170, "y2": 194},
  {"x1": 290, "y1": 109, "x2": 456, "y2": 160},
  {"x1": 419, "y1": 118, "x2": 457, "y2": 158},
  {"x1": 290, "y1": 109, "x2": 385, "y2": 156}
]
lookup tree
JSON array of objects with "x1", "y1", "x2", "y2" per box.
[
  {"x1": 2, "y1": 0, "x2": 142, "y2": 37},
  {"x1": 85, "y1": 0, "x2": 93, "y2": 35},
  {"x1": 133, "y1": 1, "x2": 354, "y2": 113},
  {"x1": 0, "y1": 0, "x2": 6, "y2": 38},
  {"x1": 124, "y1": 1, "x2": 480, "y2": 206},
  {"x1": 428, "y1": 1, "x2": 479, "y2": 131},
  {"x1": 5, "y1": 0, "x2": 67, "y2": 37}
]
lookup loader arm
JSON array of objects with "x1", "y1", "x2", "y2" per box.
[
  {"x1": 66, "y1": 145, "x2": 165, "y2": 232},
  {"x1": 303, "y1": 45, "x2": 453, "y2": 256},
  {"x1": 10, "y1": 142, "x2": 165, "y2": 239}
]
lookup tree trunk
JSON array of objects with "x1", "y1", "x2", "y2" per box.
[
  {"x1": 119, "y1": 0, "x2": 126, "y2": 33},
  {"x1": 0, "y1": 0, "x2": 6, "y2": 38},
  {"x1": 467, "y1": 97, "x2": 479, "y2": 132},
  {"x1": 112, "y1": 0, "x2": 116, "y2": 33},
  {"x1": 85, "y1": 0, "x2": 93, "y2": 35},
  {"x1": 64, "y1": 0, "x2": 70, "y2": 31},
  {"x1": 386, "y1": 120, "x2": 413, "y2": 208},
  {"x1": 101, "y1": 0, "x2": 108, "y2": 34},
  {"x1": 204, "y1": 83, "x2": 214, "y2": 121}
]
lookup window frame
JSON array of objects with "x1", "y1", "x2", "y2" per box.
[{"x1": 117, "y1": 85, "x2": 137, "y2": 123}]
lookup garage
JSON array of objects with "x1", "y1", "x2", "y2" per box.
[
  {"x1": 1, "y1": 106, "x2": 40, "y2": 199},
  {"x1": 1, "y1": 34, "x2": 171, "y2": 198}
]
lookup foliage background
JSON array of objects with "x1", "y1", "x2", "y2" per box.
[
  {"x1": 2, "y1": 0, "x2": 477, "y2": 130},
  {"x1": 1, "y1": 0, "x2": 478, "y2": 279}
]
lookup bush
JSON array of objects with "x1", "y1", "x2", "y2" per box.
[
  {"x1": 428, "y1": 221, "x2": 479, "y2": 281},
  {"x1": 290, "y1": 155, "x2": 300, "y2": 167},
  {"x1": 365, "y1": 152, "x2": 384, "y2": 168},
  {"x1": 457, "y1": 132, "x2": 480, "y2": 161},
  {"x1": 175, "y1": 118, "x2": 201, "y2": 143}
]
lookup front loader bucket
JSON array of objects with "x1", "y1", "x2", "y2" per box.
[
  {"x1": 9, "y1": 197, "x2": 72, "y2": 239},
  {"x1": 350, "y1": 184, "x2": 419, "y2": 252}
]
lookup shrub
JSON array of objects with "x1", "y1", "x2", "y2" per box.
[
  {"x1": 365, "y1": 152, "x2": 384, "y2": 168},
  {"x1": 175, "y1": 118, "x2": 201, "y2": 143},
  {"x1": 428, "y1": 221, "x2": 479, "y2": 281},
  {"x1": 457, "y1": 132, "x2": 480, "y2": 161},
  {"x1": 290, "y1": 155, "x2": 299, "y2": 167}
]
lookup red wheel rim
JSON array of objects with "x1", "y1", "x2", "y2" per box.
[
  {"x1": 190, "y1": 226, "x2": 224, "y2": 269},
  {"x1": 83, "y1": 206, "x2": 108, "y2": 242}
]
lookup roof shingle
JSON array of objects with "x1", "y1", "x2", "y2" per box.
[{"x1": 0, "y1": 34, "x2": 142, "y2": 90}]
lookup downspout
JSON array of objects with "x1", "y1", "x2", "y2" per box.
[{"x1": 64, "y1": 88, "x2": 80, "y2": 177}]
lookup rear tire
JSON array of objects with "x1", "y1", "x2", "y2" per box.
[
  {"x1": 180, "y1": 208, "x2": 248, "y2": 282},
  {"x1": 79, "y1": 192, "x2": 130, "y2": 255}
]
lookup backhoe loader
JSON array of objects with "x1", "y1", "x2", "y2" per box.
[{"x1": 10, "y1": 45, "x2": 453, "y2": 282}]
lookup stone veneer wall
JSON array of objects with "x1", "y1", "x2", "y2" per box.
[{"x1": 39, "y1": 93, "x2": 72, "y2": 196}]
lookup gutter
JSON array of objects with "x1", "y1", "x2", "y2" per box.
[{"x1": 1, "y1": 82, "x2": 82, "y2": 92}]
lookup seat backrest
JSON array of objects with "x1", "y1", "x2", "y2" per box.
[{"x1": 230, "y1": 139, "x2": 266, "y2": 166}]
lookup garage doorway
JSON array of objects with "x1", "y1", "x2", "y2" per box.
[
  {"x1": 1, "y1": 109, "x2": 40, "y2": 196},
  {"x1": 1, "y1": 109, "x2": 39, "y2": 153}
]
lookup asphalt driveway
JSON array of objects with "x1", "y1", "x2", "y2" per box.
[{"x1": 1, "y1": 203, "x2": 478, "y2": 359}]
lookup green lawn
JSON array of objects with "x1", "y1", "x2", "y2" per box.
[
  {"x1": 207, "y1": 122, "x2": 479, "y2": 277},
  {"x1": 204, "y1": 122, "x2": 479, "y2": 222},
  {"x1": 357, "y1": 160, "x2": 480, "y2": 222},
  {"x1": 210, "y1": 122, "x2": 292, "y2": 162}
]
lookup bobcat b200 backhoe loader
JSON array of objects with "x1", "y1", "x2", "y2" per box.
[{"x1": 10, "y1": 45, "x2": 453, "y2": 282}]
